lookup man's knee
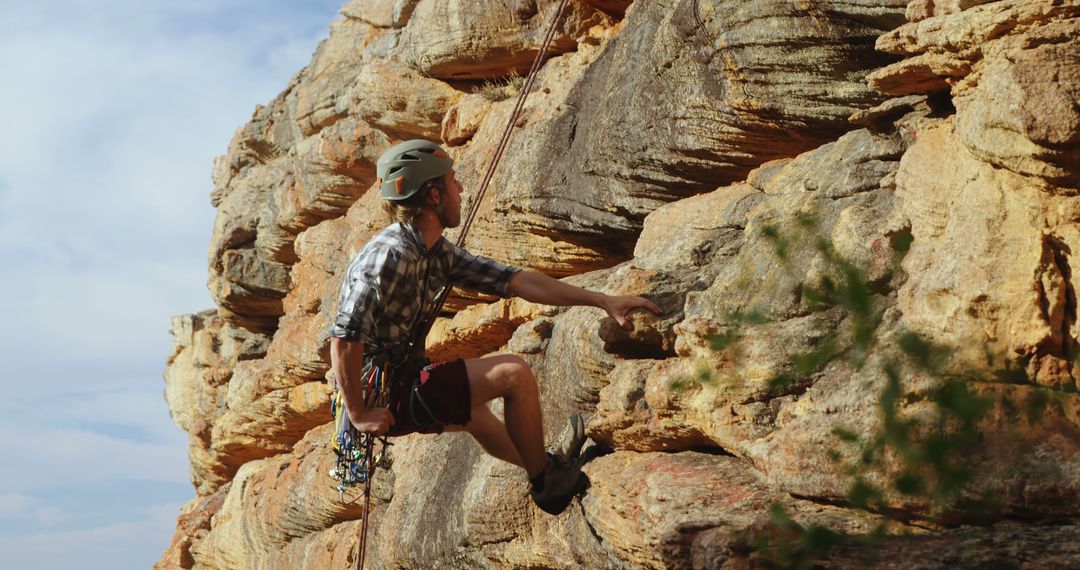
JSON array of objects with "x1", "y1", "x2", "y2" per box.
[
  {"x1": 468, "y1": 354, "x2": 538, "y2": 402},
  {"x1": 491, "y1": 355, "x2": 536, "y2": 395}
]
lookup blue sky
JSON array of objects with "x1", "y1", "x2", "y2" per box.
[{"x1": 0, "y1": 1, "x2": 345, "y2": 567}]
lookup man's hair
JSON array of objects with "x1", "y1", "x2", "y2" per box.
[{"x1": 383, "y1": 176, "x2": 444, "y2": 223}]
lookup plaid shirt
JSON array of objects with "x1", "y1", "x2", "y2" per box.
[{"x1": 330, "y1": 222, "x2": 521, "y2": 352}]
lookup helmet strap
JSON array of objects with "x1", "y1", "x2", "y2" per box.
[
  {"x1": 431, "y1": 203, "x2": 450, "y2": 228},
  {"x1": 427, "y1": 184, "x2": 449, "y2": 227}
]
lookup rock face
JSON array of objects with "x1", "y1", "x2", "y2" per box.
[{"x1": 160, "y1": 1, "x2": 1080, "y2": 568}]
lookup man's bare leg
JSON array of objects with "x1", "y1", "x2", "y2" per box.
[
  {"x1": 464, "y1": 355, "x2": 547, "y2": 478},
  {"x1": 446, "y1": 404, "x2": 524, "y2": 468}
]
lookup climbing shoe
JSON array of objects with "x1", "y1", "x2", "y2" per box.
[
  {"x1": 530, "y1": 453, "x2": 587, "y2": 515},
  {"x1": 549, "y1": 412, "x2": 587, "y2": 463}
]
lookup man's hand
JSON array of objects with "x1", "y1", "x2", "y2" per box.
[
  {"x1": 331, "y1": 337, "x2": 397, "y2": 434},
  {"x1": 600, "y1": 295, "x2": 663, "y2": 330},
  {"x1": 350, "y1": 407, "x2": 396, "y2": 435}
]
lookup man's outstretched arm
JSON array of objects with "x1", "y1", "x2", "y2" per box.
[
  {"x1": 330, "y1": 337, "x2": 395, "y2": 434},
  {"x1": 506, "y1": 270, "x2": 662, "y2": 329}
]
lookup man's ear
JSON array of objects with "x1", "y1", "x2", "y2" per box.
[{"x1": 427, "y1": 185, "x2": 444, "y2": 206}]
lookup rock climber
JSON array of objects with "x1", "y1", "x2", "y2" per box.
[{"x1": 329, "y1": 139, "x2": 662, "y2": 514}]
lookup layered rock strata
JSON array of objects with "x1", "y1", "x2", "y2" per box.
[{"x1": 161, "y1": 0, "x2": 1080, "y2": 568}]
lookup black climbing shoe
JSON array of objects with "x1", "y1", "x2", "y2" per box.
[
  {"x1": 529, "y1": 453, "x2": 587, "y2": 515},
  {"x1": 549, "y1": 412, "x2": 587, "y2": 462}
]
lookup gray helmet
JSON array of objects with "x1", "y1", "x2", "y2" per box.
[{"x1": 375, "y1": 139, "x2": 454, "y2": 201}]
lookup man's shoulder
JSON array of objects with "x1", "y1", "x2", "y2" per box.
[{"x1": 353, "y1": 224, "x2": 420, "y2": 264}]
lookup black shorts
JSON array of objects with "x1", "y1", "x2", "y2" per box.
[{"x1": 386, "y1": 359, "x2": 472, "y2": 436}]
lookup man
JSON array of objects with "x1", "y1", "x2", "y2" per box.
[{"x1": 330, "y1": 139, "x2": 661, "y2": 514}]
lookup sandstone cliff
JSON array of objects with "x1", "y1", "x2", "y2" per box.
[{"x1": 159, "y1": 1, "x2": 1080, "y2": 568}]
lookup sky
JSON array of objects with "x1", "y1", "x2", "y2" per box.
[{"x1": 0, "y1": 1, "x2": 345, "y2": 567}]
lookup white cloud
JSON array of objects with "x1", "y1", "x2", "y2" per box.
[
  {"x1": 0, "y1": 493, "x2": 37, "y2": 518},
  {"x1": 0, "y1": 500, "x2": 186, "y2": 570},
  {"x1": 0, "y1": 494, "x2": 64, "y2": 527},
  {"x1": 33, "y1": 506, "x2": 66, "y2": 527},
  {"x1": 0, "y1": 424, "x2": 190, "y2": 491}
]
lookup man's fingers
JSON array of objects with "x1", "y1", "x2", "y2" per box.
[
  {"x1": 614, "y1": 313, "x2": 629, "y2": 330},
  {"x1": 625, "y1": 296, "x2": 662, "y2": 315}
]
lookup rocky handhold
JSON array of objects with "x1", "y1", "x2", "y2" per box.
[
  {"x1": 848, "y1": 95, "x2": 928, "y2": 129},
  {"x1": 441, "y1": 92, "x2": 494, "y2": 146},
  {"x1": 581, "y1": 451, "x2": 889, "y2": 570},
  {"x1": 395, "y1": 0, "x2": 609, "y2": 79},
  {"x1": 866, "y1": 51, "x2": 970, "y2": 95},
  {"x1": 349, "y1": 58, "x2": 463, "y2": 140},
  {"x1": 597, "y1": 310, "x2": 673, "y2": 359},
  {"x1": 341, "y1": 0, "x2": 421, "y2": 29},
  {"x1": 894, "y1": 119, "x2": 1078, "y2": 383},
  {"x1": 294, "y1": 16, "x2": 383, "y2": 137}
]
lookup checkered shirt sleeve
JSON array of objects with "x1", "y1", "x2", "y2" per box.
[
  {"x1": 330, "y1": 242, "x2": 403, "y2": 343},
  {"x1": 447, "y1": 242, "x2": 521, "y2": 298}
]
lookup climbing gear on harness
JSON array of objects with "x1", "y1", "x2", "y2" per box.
[
  {"x1": 376, "y1": 139, "x2": 454, "y2": 201},
  {"x1": 329, "y1": 362, "x2": 394, "y2": 501},
  {"x1": 330, "y1": 343, "x2": 435, "y2": 570}
]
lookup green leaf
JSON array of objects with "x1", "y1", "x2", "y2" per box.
[
  {"x1": 803, "y1": 525, "x2": 845, "y2": 553},
  {"x1": 761, "y1": 225, "x2": 789, "y2": 261},
  {"x1": 769, "y1": 503, "x2": 797, "y2": 529},
  {"x1": 737, "y1": 310, "x2": 769, "y2": 324},
  {"x1": 709, "y1": 330, "x2": 741, "y2": 351},
  {"x1": 796, "y1": 212, "x2": 819, "y2": 229},
  {"x1": 832, "y1": 427, "x2": 861, "y2": 444},
  {"x1": 890, "y1": 230, "x2": 914, "y2": 254},
  {"x1": 894, "y1": 472, "x2": 925, "y2": 496},
  {"x1": 848, "y1": 479, "x2": 881, "y2": 509}
]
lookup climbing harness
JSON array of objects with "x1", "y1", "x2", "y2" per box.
[{"x1": 330, "y1": 1, "x2": 572, "y2": 567}]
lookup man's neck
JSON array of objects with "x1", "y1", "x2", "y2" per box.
[{"x1": 413, "y1": 212, "x2": 444, "y2": 250}]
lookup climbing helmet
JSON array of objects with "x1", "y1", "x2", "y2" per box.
[{"x1": 375, "y1": 139, "x2": 454, "y2": 201}]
